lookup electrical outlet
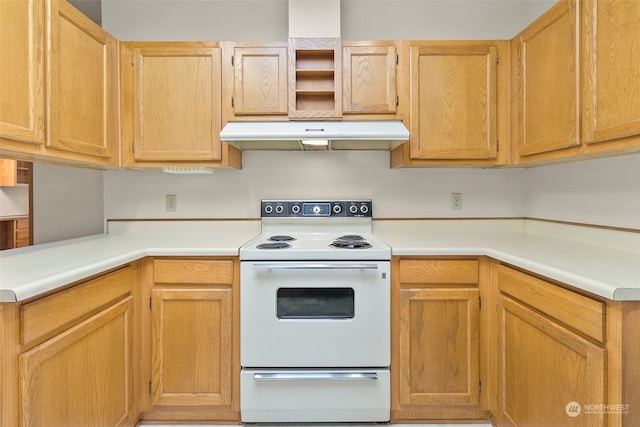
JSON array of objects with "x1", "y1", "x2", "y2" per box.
[
  {"x1": 166, "y1": 194, "x2": 177, "y2": 212},
  {"x1": 451, "y1": 193, "x2": 462, "y2": 210}
]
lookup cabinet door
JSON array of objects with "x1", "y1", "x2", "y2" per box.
[
  {"x1": 0, "y1": 0, "x2": 45, "y2": 147},
  {"x1": 497, "y1": 296, "x2": 605, "y2": 426},
  {"x1": 47, "y1": 0, "x2": 117, "y2": 159},
  {"x1": 343, "y1": 43, "x2": 397, "y2": 114},
  {"x1": 20, "y1": 297, "x2": 134, "y2": 427},
  {"x1": 515, "y1": 0, "x2": 579, "y2": 156},
  {"x1": 410, "y1": 44, "x2": 498, "y2": 160},
  {"x1": 582, "y1": 0, "x2": 640, "y2": 145},
  {"x1": 233, "y1": 46, "x2": 288, "y2": 115},
  {"x1": 398, "y1": 287, "x2": 480, "y2": 407},
  {"x1": 151, "y1": 288, "x2": 232, "y2": 407},
  {"x1": 132, "y1": 46, "x2": 222, "y2": 162}
]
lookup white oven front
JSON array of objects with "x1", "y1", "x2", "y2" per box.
[
  {"x1": 240, "y1": 260, "x2": 391, "y2": 422},
  {"x1": 240, "y1": 260, "x2": 390, "y2": 367}
]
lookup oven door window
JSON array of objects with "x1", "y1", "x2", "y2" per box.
[{"x1": 276, "y1": 288, "x2": 355, "y2": 319}]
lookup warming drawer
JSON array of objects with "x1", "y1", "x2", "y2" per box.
[{"x1": 240, "y1": 368, "x2": 390, "y2": 422}]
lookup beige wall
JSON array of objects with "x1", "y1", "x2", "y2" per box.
[
  {"x1": 102, "y1": 0, "x2": 555, "y2": 41},
  {"x1": 32, "y1": 163, "x2": 104, "y2": 244}
]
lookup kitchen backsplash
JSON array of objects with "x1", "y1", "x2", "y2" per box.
[
  {"x1": 103, "y1": 151, "x2": 527, "y2": 220},
  {"x1": 102, "y1": 151, "x2": 640, "y2": 230}
]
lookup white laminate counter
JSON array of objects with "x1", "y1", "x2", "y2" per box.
[
  {"x1": 1, "y1": 219, "x2": 639, "y2": 303},
  {"x1": 373, "y1": 219, "x2": 640, "y2": 301},
  {"x1": 0, "y1": 220, "x2": 261, "y2": 302}
]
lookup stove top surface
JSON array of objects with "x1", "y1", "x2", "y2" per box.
[
  {"x1": 240, "y1": 199, "x2": 390, "y2": 261},
  {"x1": 240, "y1": 231, "x2": 390, "y2": 261}
]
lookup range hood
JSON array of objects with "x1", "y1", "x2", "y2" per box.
[{"x1": 220, "y1": 120, "x2": 409, "y2": 151}]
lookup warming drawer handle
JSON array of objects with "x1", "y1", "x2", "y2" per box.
[
  {"x1": 251, "y1": 263, "x2": 379, "y2": 270},
  {"x1": 252, "y1": 372, "x2": 378, "y2": 381}
]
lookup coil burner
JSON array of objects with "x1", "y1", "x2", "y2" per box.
[{"x1": 330, "y1": 235, "x2": 372, "y2": 249}]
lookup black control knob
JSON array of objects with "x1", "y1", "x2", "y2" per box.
[
  {"x1": 332, "y1": 204, "x2": 342, "y2": 215},
  {"x1": 264, "y1": 204, "x2": 273, "y2": 214},
  {"x1": 291, "y1": 204, "x2": 301, "y2": 214},
  {"x1": 275, "y1": 205, "x2": 284, "y2": 214},
  {"x1": 360, "y1": 204, "x2": 369, "y2": 214},
  {"x1": 349, "y1": 204, "x2": 358, "y2": 214}
]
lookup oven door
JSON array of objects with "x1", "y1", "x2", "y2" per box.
[{"x1": 240, "y1": 261, "x2": 390, "y2": 367}]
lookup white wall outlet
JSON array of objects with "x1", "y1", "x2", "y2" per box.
[
  {"x1": 451, "y1": 193, "x2": 462, "y2": 210},
  {"x1": 166, "y1": 194, "x2": 177, "y2": 212}
]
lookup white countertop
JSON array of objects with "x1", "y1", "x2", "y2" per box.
[
  {"x1": 374, "y1": 219, "x2": 640, "y2": 301},
  {"x1": 1, "y1": 219, "x2": 639, "y2": 302},
  {"x1": 0, "y1": 220, "x2": 261, "y2": 302}
]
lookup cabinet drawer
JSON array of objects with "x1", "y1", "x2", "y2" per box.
[
  {"x1": 21, "y1": 266, "x2": 134, "y2": 348},
  {"x1": 498, "y1": 265, "x2": 604, "y2": 342},
  {"x1": 16, "y1": 229, "x2": 29, "y2": 240},
  {"x1": 153, "y1": 259, "x2": 234, "y2": 285},
  {"x1": 16, "y1": 219, "x2": 29, "y2": 230},
  {"x1": 398, "y1": 259, "x2": 479, "y2": 285},
  {"x1": 15, "y1": 238, "x2": 30, "y2": 248}
]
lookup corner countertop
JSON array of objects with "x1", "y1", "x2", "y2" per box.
[
  {"x1": 1, "y1": 219, "x2": 639, "y2": 303},
  {"x1": 0, "y1": 220, "x2": 261, "y2": 302},
  {"x1": 373, "y1": 219, "x2": 640, "y2": 301}
]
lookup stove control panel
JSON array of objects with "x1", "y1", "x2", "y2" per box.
[{"x1": 261, "y1": 200, "x2": 373, "y2": 218}]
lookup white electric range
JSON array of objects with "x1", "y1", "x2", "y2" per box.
[{"x1": 239, "y1": 200, "x2": 391, "y2": 423}]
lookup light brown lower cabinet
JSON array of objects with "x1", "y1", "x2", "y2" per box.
[
  {"x1": 493, "y1": 264, "x2": 640, "y2": 427},
  {"x1": 139, "y1": 257, "x2": 240, "y2": 423},
  {"x1": 21, "y1": 297, "x2": 135, "y2": 426},
  {"x1": 3, "y1": 255, "x2": 639, "y2": 426},
  {"x1": 0, "y1": 263, "x2": 140, "y2": 427},
  {"x1": 392, "y1": 257, "x2": 491, "y2": 422},
  {"x1": 497, "y1": 295, "x2": 605, "y2": 426}
]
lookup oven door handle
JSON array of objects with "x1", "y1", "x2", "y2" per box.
[
  {"x1": 252, "y1": 372, "x2": 378, "y2": 381},
  {"x1": 251, "y1": 262, "x2": 379, "y2": 270}
]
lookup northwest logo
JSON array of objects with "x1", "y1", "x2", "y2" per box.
[{"x1": 566, "y1": 401, "x2": 582, "y2": 417}]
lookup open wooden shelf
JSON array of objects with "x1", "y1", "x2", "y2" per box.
[{"x1": 289, "y1": 38, "x2": 341, "y2": 119}]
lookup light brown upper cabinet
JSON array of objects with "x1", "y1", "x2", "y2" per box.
[
  {"x1": 513, "y1": 0, "x2": 640, "y2": 165},
  {"x1": 342, "y1": 42, "x2": 398, "y2": 115},
  {"x1": 582, "y1": 0, "x2": 640, "y2": 148},
  {"x1": 513, "y1": 0, "x2": 579, "y2": 157},
  {"x1": 410, "y1": 43, "x2": 497, "y2": 160},
  {"x1": 0, "y1": 0, "x2": 45, "y2": 153},
  {"x1": 47, "y1": 0, "x2": 118, "y2": 163},
  {"x1": 228, "y1": 43, "x2": 288, "y2": 116},
  {"x1": 288, "y1": 38, "x2": 342, "y2": 119},
  {"x1": 1, "y1": 0, "x2": 118, "y2": 166},
  {"x1": 120, "y1": 42, "x2": 241, "y2": 168},
  {"x1": 391, "y1": 41, "x2": 508, "y2": 167}
]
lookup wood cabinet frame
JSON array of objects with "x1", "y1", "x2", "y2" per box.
[
  {"x1": 391, "y1": 256, "x2": 492, "y2": 422},
  {"x1": 581, "y1": 0, "x2": 640, "y2": 152},
  {"x1": 514, "y1": 0, "x2": 580, "y2": 157},
  {"x1": 391, "y1": 41, "x2": 509, "y2": 167},
  {"x1": 0, "y1": 263, "x2": 141, "y2": 427},
  {"x1": 120, "y1": 42, "x2": 241, "y2": 169},
  {"x1": 139, "y1": 257, "x2": 240, "y2": 423},
  {"x1": 0, "y1": 0, "x2": 46, "y2": 150},
  {"x1": 342, "y1": 42, "x2": 398, "y2": 115},
  {"x1": 227, "y1": 43, "x2": 288, "y2": 117},
  {"x1": 47, "y1": 0, "x2": 118, "y2": 161}
]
